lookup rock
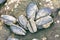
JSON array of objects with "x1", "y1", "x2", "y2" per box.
[{"x1": 0, "y1": 20, "x2": 10, "y2": 40}]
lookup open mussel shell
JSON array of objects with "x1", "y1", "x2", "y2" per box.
[
  {"x1": 18, "y1": 15, "x2": 28, "y2": 30},
  {"x1": 27, "y1": 18, "x2": 37, "y2": 33},
  {"x1": 36, "y1": 7, "x2": 52, "y2": 20},
  {"x1": 10, "y1": 24, "x2": 26, "y2": 35},
  {"x1": 1, "y1": 15, "x2": 17, "y2": 25},
  {"x1": 26, "y1": 2, "x2": 38, "y2": 19},
  {"x1": 7, "y1": 36, "x2": 19, "y2": 40},
  {"x1": 36, "y1": 16, "x2": 53, "y2": 29}
]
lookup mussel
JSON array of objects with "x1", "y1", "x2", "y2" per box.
[
  {"x1": 36, "y1": 7, "x2": 52, "y2": 20},
  {"x1": 1, "y1": 15, "x2": 17, "y2": 25},
  {"x1": 10, "y1": 24, "x2": 26, "y2": 35},
  {"x1": 36, "y1": 16, "x2": 53, "y2": 29},
  {"x1": 26, "y1": 2, "x2": 38, "y2": 19},
  {"x1": 0, "y1": 0, "x2": 7, "y2": 4},
  {"x1": 27, "y1": 18, "x2": 37, "y2": 33},
  {"x1": 0, "y1": 2, "x2": 54, "y2": 37},
  {"x1": 18, "y1": 15, "x2": 28, "y2": 30}
]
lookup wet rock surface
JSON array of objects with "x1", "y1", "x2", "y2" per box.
[
  {"x1": 0, "y1": 20, "x2": 10, "y2": 40},
  {"x1": 0, "y1": 0, "x2": 60, "y2": 40}
]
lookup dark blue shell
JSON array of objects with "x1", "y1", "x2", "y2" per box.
[
  {"x1": 0, "y1": 0, "x2": 6, "y2": 4},
  {"x1": 26, "y1": 2, "x2": 38, "y2": 19},
  {"x1": 36, "y1": 7, "x2": 52, "y2": 20}
]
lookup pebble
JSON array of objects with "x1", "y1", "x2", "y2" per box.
[
  {"x1": 6, "y1": 6, "x2": 10, "y2": 10},
  {"x1": 41, "y1": 37, "x2": 47, "y2": 40},
  {"x1": 43, "y1": 23, "x2": 50, "y2": 28},
  {"x1": 32, "y1": 38, "x2": 39, "y2": 40},
  {"x1": 45, "y1": 0, "x2": 51, "y2": 2},
  {"x1": 56, "y1": 20, "x2": 60, "y2": 23},
  {"x1": 55, "y1": 34, "x2": 60, "y2": 38},
  {"x1": 39, "y1": 3, "x2": 42, "y2": 5}
]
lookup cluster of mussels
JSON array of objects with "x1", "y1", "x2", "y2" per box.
[{"x1": 1, "y1": 2, "x2": 53, "y2": 40}]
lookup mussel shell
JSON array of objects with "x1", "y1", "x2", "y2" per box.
[
  {"x1": 36, "y1": 16, "x2": 53, "y2": 25},
  {"x1": 7, "y1": 36, "x2": 19, "y2": 40},
  {"x1": 18, "y1": 15, "x2": 28, "y2": 30},
  {"x1": 4, "y1": 21, "x2": 13, "y2": 25},
  {"x1": 27, "y1": 18, "x2": 37, "y2": 33},
  {"x1": 0, "y1": 0, "x2": 6, "y2": 4},
  {"x1": 36, "y1": 7, "x2": 52, "y2": 20},
  {"x1": 10, "y1": 24, "x2": 26, "y2": 35},
  {"x1": 1, "y1": 15, "x2": 17, "y2": 24},
  {"x1": 26, "y1": 2, "x2": 38, "y2": 19},
  {"x1": 36, "y1": 16, "x2": 53, "y2": 29}
]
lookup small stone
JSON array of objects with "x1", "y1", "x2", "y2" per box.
[
  {"x1": 39, "y1": 3, "x2": 42, "y2": 5},
  {"x1": 56, "y1": 20, "x2": 60, "y2": 23},
  {"x1": 41, "y1": 37, "x2": 47, "y2": 40},
  {"x1": 6, "y1": 6, "x2": 10, "y2": 10},
  {"x1": 45, "y1": 0, "x2": 51, "y2": 2},
  {"x1": 14, "y1": 4, "x2": 19, "y2": 8},
  {"x1": 50, "y1": 6, "x2": 54, "y2": 9},
  {"x1": 43, "y1": 23, "x2": 50, "y2": 28},
  {"x1": 32, "y1": 38, "x2": 39, "y2": 40},
  {"x1": 11, "y1": 9, "x2": 13, "y2": 11},
  {"x1": 55, "y1": 34, "x2": 60, "y2": 38}
]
